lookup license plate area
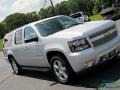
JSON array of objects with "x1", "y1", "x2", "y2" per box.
[{"x1": 100, "y1": 49, "x2": 116, "y2": 63}]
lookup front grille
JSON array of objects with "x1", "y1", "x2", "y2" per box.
[
  {"x1": 92, "y1": 31, "x2": 117, "y2": 47},
  {"x1": 89, "y1": 25, "x2": 117, "y2": 47},
  {"x1": 89, "y1": 25, "x2": 115, "y2": 39}
]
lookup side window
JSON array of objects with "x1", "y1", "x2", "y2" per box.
[
  {"x1": 24, "y1": 27, "x2": 38, "y2": 43},
  {"x1": 15, "y1": 29, "x2": 23, "y2": 45}
]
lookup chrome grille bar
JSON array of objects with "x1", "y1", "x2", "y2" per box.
[{"x1": 92, "y1": 31, "x2": 117, "y2": 47}]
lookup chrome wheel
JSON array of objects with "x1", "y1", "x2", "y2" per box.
[
  {"x1": 11, "y1": 60, "x2": 19, "y2": 74},
  {"x1": 53, "y1": 60, "x2": 68, "y2": 81}
]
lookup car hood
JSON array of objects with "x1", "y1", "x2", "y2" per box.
[{"x1": 52, "y1": 20, "x2": 115, "y2": 38}]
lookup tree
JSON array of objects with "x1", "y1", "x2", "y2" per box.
[
  {"x1": 3, "y1": 13, "x2": 27, "y2": 31},
  {"x1": 45, "y1": 6, "x2": 56, "y2": 17},
  {"x1": 25, "y1": 11, "x2": 40, "y2": 24},
  {"x1": 38, "y1": 8, "x2": 48, "y2": 19},
  {"x1": 68, "y1": 0, "x2": 80, "y2": 14},
  {"x1": 68, "y1": 0, "x2": 94, "y2": 15},
  {"x1": 0, "y1": 23, "x2": 6, "y2": 38},
  {"x1": 56, "y1": 1, "x2": 70, "y2": 15}
]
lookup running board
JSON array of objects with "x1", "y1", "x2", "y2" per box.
[{"x1": 21, "y1": 66, "x2": 50, "y2": 72}]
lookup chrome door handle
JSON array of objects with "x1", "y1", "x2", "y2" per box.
[{"x1": 24, "y1": 47, "x2": 29, "y2": 50}]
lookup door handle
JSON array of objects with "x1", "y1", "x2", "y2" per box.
[{"x1": 24, "y1": 47, "x2": 29, "y2": 50}]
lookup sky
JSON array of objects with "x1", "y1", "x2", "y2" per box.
[{"x1": 0, "y1": 0, "x2": 66, "y2": 22}]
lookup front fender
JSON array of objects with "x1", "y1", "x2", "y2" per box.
[{"x1": 44, "y1": 44, "x2": 69, "y2": 57}]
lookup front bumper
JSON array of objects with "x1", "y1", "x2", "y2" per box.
[{"x1": 67, "y1": 33, "x2": 120, "y2": 73}]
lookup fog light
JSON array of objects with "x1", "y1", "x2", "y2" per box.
[
  {"x1": 87, "y1": 61, "x2": 94, "y2": 67},
  {"x1": 100, "y1": 54, "x2": 109, "y2": 62},
  {"x1": 84, "y1": 60, "x2": 94, "y2": 68}
]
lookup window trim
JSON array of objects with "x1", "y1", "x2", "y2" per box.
[{"x1": 24, "y1": 26, "x2": 38, "y2": 43}]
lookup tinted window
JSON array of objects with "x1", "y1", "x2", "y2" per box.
[
  {"x1": 24, "y1": 27, "x2": 38, "y2": 43},
  {"x1": 15, "y1": 30, "x2": 23, "y2": 45},
  {"x1": 70, "y1": 13, "x2": 82, "y2": 18},
  {"x1": 82, "y1": 12, "x2": 87, "y2": 15},
  {"x1": 35, "y1": 16, "x2": 80, "y2": 37}
]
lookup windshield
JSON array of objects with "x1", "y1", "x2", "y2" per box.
[{"x1": 35, "y1": 16, "x2": 80, "y2": 37}]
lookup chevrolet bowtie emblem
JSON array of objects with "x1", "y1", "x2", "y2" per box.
[{"x1": 104, "y1": 32, "x2": 111, "y2": 37}]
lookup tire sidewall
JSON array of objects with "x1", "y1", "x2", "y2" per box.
[
  {"x1": 50, "y1": 55, "x2": 71, "y2": 84},
  {"x1": 10, "y1": 57, "x2": 21, "y2": 75}
]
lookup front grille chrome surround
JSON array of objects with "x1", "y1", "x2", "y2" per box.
[{"x1": 89, "y1": 25, "x2": 117, "y2": 47}]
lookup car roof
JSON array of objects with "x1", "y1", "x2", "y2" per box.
[{"x1": 4, "y1": 31, "x2": 13, "y2": 39}]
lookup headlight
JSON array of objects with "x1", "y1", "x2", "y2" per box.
[{"x1": 68, "y1": 38, "x2": 91, "y2": 52}]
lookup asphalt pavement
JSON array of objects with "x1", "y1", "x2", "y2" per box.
[{"x1": 0, "y1": 20, "x2": 120, "y2": 90}]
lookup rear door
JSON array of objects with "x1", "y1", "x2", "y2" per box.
[{"x1": 12, "y1": 29, "x2": 25, "y2": 65}]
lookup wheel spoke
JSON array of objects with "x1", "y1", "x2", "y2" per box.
[
  {"x1": 56, "y1": 72, "x2": 61, "y2": 77},
  {"x1": 57, "y1": 61, "x2": 62, "y2": 68},
  {"x1": 62, "y1": 71, "x2": 68, "y2": 80},
  {"x1": 12, "y1": 61, "x2": 18, "y2": 73},
  {"x1": 53, "y1": 64, "x2": 59, "y2": 69},
  {"x1": 61, "y1": 67, "x2": 66, "y2": 71}
]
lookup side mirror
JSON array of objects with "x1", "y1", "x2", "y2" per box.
[
  {"x1": 33, "y1": 37, "x2": 38, "y2": 42},
  {"x1": 64, "y1": 25, "x2": 71, "y2": 29},
  {"x1": 25, "y1": 37, "x2": 38, "y2": 43}
]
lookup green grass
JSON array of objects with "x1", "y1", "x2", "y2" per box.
[
  {"x1": 0, "y1": 39, "x2": 3, "y2": 51},
  {"x1": 90, "y1": 14, "x2": 104, "y2": 21}
]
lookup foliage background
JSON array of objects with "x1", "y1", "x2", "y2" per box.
[
  {"x1": 0, "y1": 39, "x2": 3, "y2": 51},
  {"x1": 0, "y1": 0, "x2": 120, "y2": 38}
]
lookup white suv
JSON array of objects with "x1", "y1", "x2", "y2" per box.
[
  {"x1": 70, "y1": 12, "x2": 90, "y2": 22},
  {"x1": 3, "y1": 15, "x2": 120, "y2": 84}
]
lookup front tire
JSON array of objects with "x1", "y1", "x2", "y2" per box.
[
  {"x1": 10, "y1": 57, "x2": 22, "y2": 75},
  {"x1": 50, "y1": 55, "x2": 74, "y2": 84}
]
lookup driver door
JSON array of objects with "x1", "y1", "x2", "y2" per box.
[{"x1": 21, "y1": 26, "x2": 39, "y2": 66}]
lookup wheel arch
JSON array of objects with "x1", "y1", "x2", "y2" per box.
[
  {"x1": 8, "y1": 54, "x2": 14, "y2": 63},
  {"x1": 46, "y1": 51, "x2": 73, "y2": 71}
]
